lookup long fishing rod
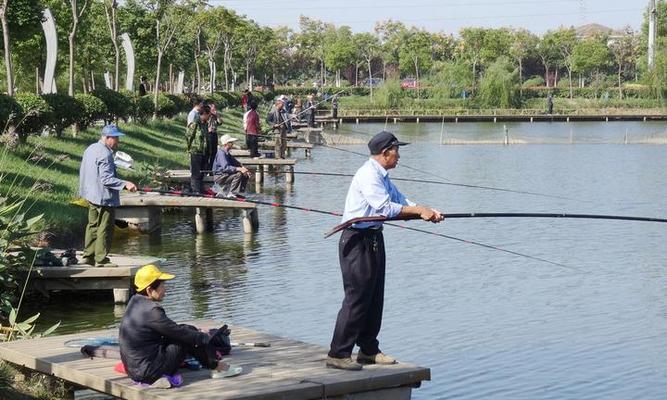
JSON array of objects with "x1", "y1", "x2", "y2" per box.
[
  {"x1": 324, "y1": 213, "x2": 667, "y2": 238},
  {"x1": 291, "y1": 170, "x2": 578, "y2": 200},
  {"x1": 137, "y1": 187, "x2": 572, "y2": 269}
]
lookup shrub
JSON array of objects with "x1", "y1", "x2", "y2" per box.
[
  {"x1": 202, "y1": 93, "x2": 226, "y2": 109},
  {"x1": 41, "y1": 93, "x2": 84, "y2": 136},
  {"x1": 75, "y1": 94, "x2": 107, "y2": 131},
  {"x1": 166, "y1": 94, "x2": 189, "y2": 113},
  {"x1": 429, "y1": 61, "x2": 473, "y2": 100},
  {"x1": 14, "y1": 93, "x2": 52, "y2": 139},
  {"x1": 0, "y1": 94, "x2": 22, "y2": 133},
  {"x1": 374, "y1": 79, "x2": 403, "y2": 110},
  {"x1": 522, "y1": 75, "x2": 545, "y2": 88},
  {"x1": 154, "y1": 93, "x2": 177, "y2": 118},
  {"x1": 92, "y1": 88, "x2": 132, "y2": 122},
  {"x1": 478, "y1": 57, "x2": 520, "y2": 108},
  {"x1": 133, "y1": 95, "x2": 154, "y2": 122}
]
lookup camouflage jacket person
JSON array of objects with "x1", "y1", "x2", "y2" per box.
[{"x1": 186, "y1": 117, "x2": 209, "y2": 155}]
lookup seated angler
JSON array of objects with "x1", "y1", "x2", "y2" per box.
[
  {"x1": 119, "y1": 264, "x2": 241, "y2": 388},
  {"x1": 212, "y1": 134, "x2": 252, "y2": 199}
]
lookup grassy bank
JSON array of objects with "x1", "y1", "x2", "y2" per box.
[{"x1": 0, "y1": 108, "x2": 249, "y2": 247}]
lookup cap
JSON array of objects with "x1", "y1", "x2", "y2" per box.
[
  {"x1": 134, "y1": 264, "x2": 175, "y2": 292},
  {"x1": 368, "y1": 131, "x2": 409, "y2": 155},
  {"x1": 101, "y1": 125, "x2": 125, "y2": 137},
  {"x1": 220, "y1": 134, "x2": 239, "y2": 145}
]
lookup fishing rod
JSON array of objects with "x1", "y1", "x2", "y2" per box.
[
  {"x1": 291, "y1": 170, "x2": 577, "y2": 201},
  {"x1": 137, "y1": 187, "x2": 572, "y2": 269},
  {"x1": 325, "y1": 213, "x2": 667, "y2": 238}
]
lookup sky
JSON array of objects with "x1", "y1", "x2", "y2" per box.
[{"x1": 210, "y1": 0, "x2": 650, "y2": 35}]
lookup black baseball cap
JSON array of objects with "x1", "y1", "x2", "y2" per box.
[{"x1": 368, "y1": 131, "x2": 409, "y2": 155}]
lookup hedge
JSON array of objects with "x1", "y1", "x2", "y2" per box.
[
  {"x1": 42, "y1": 93, "x2": 84, "y2": 137},
  {"x1": 75, "y1": 94, "x2": 107, "y2": 131},
  {"x1": 0, "y1": 94, "x2": 22, "y2": 134},
  {"x1": 14, "y1": 93, "x2": 52, "y2": 139}
]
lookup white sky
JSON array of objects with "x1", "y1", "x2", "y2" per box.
[{"x1": 210, "y1": 0, "x2": 649, "y2": 35}]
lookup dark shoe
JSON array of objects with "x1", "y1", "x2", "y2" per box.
[
  {"x1": 80, "y1": 257, "x2": 95, "y2": 266},
  {"x1": 96, "y1": 262, "x2": 118, "y2": 268},
  {"x1": 326, "y1": 356, "x2": 362, "y2": 371},
  {"x1": 357, "y1": 351, "x2": 396, "y2": 365}
]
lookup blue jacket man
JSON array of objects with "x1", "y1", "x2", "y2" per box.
[
  {"x1": 212, "y1": 134, "x2": 250, "y2": 198},
  {"x1": 79, "y1": 125, "x2": 137, "y2": 267}
]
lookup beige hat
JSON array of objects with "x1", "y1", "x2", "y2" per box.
[{"x1": 220, "y1": 134, "x2": 239, "y2": 146}]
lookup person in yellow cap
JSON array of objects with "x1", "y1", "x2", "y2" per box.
[{"x1": 119, "y1": 264, "x2": 240, "y2": 387}]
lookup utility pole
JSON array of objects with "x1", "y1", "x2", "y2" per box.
[{"x1": 648, "y1": 0, "x2": 657, "y2": 70}]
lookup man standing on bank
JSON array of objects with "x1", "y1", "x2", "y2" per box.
[
  {"x1": 326, "y1": 131, "x2": 444, "y2": 371},
  {"x1": 186, "y1": 104, "x2": 211, "y2": 194},
  {"x1": 79, "y1": 125, "x2": 137, "y2": 267}
]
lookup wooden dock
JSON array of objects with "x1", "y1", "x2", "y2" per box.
[
  {"x1": 260, "y1": 141, "x2": 314, "y2": 157},
  {"x1": 118, "y1": 192, "x2": 259, "y2": 234},
  {"x1": 165, "y1": 157, "x2": 297, "y2": 188},
  {"x1": 316, "y1": 114, "x2": 667, "y2": 125},
  {"x1": 0, "y1": 319, "x2": 430, "y2": 399},
  {"x1": 22, "y1": 251, "x2": 161, "y2": 304}
]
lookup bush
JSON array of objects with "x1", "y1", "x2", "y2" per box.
[
  {"x1": 75, "y1": 94, "x2": 107, "y2": 131},
  {"x1": 154, "y1": 93, "x2": 177, "y2": 118},
  {"x1": 201, "y1": 93, "x2": 225, "y2": 109},
  {"x1": 166, "y1": 94, "x2": 189, "y2": 113},
  {"x1": 0, "y1": 94, "x2": 22, "y2": 133},
  {"x1": 92, "y1": 88, "x2": 132, "y2": 122},
  {"x1": 373, "y1": 79, "x2": 403, "y2": 110},
  {"x1": 133, "y1": 95, "x2": 154, "y2": 122},
  {"x1": 522, "y1": 75, "x2": 545, "y2": 88},
  {"x1": 41, "y1": 93, "x2": 84, "y2": 136},
  {"x1": 478, "y1": 57, "x2": 520, "y2": 108},
  {"x1": 429, "y1": 61, "x2": 473, "y2": 100},
  {"x1": 14, "y1": 93, "x2": 52, "y2": 138}
]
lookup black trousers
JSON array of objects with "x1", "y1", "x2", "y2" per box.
[
  {"x1": 328, "y1": 228, "x2": 385, "y2": 358},
  {"x1": 206, "y1": 132, "x2": 218, "y2": 172},
  {"x1": 214, "y1": 171, "x2": 248, "y2": 194},
  {"x1": 246, "y1": 134, "x2": 260, "y2": 157},
  {"x1": 141, "y1": 325, "x2": 218, "y2": 384},
  {"x1": 190, "y1": 153, "x2": 205, "y2": 193}
]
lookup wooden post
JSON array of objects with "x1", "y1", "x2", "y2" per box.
[
  {"x1": 113, "y1": 288, "x2": 130, "y2": 304},
  {"x1": 285, "y1": 165, "x2": 294, "y2": 183},
  {"x1": 440, "y1": 117, "x2": 445, "y2": 145},
  {"x1": 624, "y1": 128, "x2": 628, "y2": 144},
  {"x1": 305, "y1": 148, "x2": 311, "y2": 158},
  {"x1": 255, "y1": 167, "x2": 263, "y2": 184},
  {"x1": 503, "y1": 125, "x2": 509, "y2": 145},
  {"x1": 242, "y1": 209, "x2": 259, "y2": 233},
  {"x1": 195, "y1": 207, "x2": 213, "y2": 234}
]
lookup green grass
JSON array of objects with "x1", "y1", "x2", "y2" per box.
[{"x1": 0, "y1": 108, "x2": 254, "y2": 245}]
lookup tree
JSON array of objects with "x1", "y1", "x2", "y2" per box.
[
  {"x1": 298, "y1": 16, "x2": 330, "y2": 87},
  {"x1": 374, "y1": 19, "x2": 406, "y2": 80},
  {"x1": 459, "y1": 27, "x2": 487, "y2": 94},
  {"x1": 324, "y1": 25, "x2": 356, "y2": 87},
  {"x1": 610, "y1": 29, "x2": 639, "y2": 98},
  {"x1": 510, "y1": 28, "x2": 538, "y2": 96},
  {"x1": 67, "y1": 0, "x2": 91, "y2": 95},
  {"x1": 553, "y1": 27, "x2": 578, "y2": 98},
  {"x1": 398, "y1": 30, "x2": 432, "y2": 83},
  {"x1": 0, "y1": 0, "x2": 43, "y2": 95},
  {"x1": 480, "y1": 28, "x2": 512, "y2": 66},
  {"x1": 354, "y1": 32, "x2": 380, "y2": 98},
  {"x1": 102, "y1": 0, "x2": 119, "y2": 90},
  {"x1": 478, "y1": 56, "x2": 519, "y2": 108},
  {"x1": 536, "y1": 30, "x2": 560, "y2": 87},
  {"x1": 572, "y1": 36, "x2": 611, "y2": 97}
]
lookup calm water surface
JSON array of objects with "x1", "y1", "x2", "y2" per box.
[{"x1": 32, "y1": 121, "x2": 667, "y2": 399}]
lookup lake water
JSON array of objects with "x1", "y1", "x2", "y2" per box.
[{"x1": 31, "y1": 121, "x2": 667, "y2": 399}]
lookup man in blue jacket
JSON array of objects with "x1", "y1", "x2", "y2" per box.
[
  {"x1": 79, "y1": 125, "x2": 137, "y2": 267},
  {"x1": 212, "y1": 134, "x2": 251, "y2": 199}
]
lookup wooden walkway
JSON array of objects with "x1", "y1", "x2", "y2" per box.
[
  {"x1": 0, "y1": 319, "x2": 430, "y2": 400},
  {"x1": 118, "y1": 192, "x2": 259, "y2": 234},
  {"x1": 165, "y1": 158, "x2": 297, "y2": 187},
  {"x1": 317, "y1": 114, "x2": 667, "y2": 125},
  {"x1": 23, "y1": 251, "x2": 161, "y2": 303}
]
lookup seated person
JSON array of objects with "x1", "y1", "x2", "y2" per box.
[
  {"x1": 119, "y1": 264, "x2": 240, "y2": 388},
  {"x1": 212, "y1": 134, "x2": 251, "y2": 198}
]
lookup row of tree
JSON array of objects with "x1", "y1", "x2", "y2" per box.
[{"x1": 1, "y1": 0, "x2": 666, "y2": 103}]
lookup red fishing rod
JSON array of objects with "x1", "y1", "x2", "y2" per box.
[{"x1": 136, "y1": 187, "x2": 575, "y2": 269}]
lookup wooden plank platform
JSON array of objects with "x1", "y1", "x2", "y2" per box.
[
  {"x1": 117, "y1": 192, "x2": 259, "y2": 234},
  {"x1": 0, "y1": 319, "x2": 430, "y2": 400},
  {"x1": 319, "y1": 114, "x2": 667, "y2": 123},
  {"x1": 20, "y1": 251, "x2": 161, "y2": 303}
]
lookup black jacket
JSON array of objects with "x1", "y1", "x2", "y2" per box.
[{"x1": 119, "y1": 295, "x2": 210, "y2": 380}]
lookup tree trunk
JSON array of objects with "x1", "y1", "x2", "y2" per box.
[
  {"x1": 543, "y1": 63, "x2": 549, "y2": 88},
  {"x1": 472, "y1": 60, "x2": 477, "y2": 94},
  {"x1": 568, "y1": 68, "x2": 573, "y2": 99},
  {"x1": 617, "y1": 66, "x2": 623, "y2": 99},
  {"x1": 368, "y1": 58, "x2": 373, "y2": 99},
  {"x1": 518, "y1": 58, "x2": 523, "y2": 98},
  {"x1": 154, "y1": 49, "x2": 162, "y2": 118},
  {"x1": 68, "y1": 29, "x2": 77, "y2": 96},
  {"x1": 104, "y1": 3, "x2": 119, "y2": 91},
  {"x1": 554, "y1": 69, "x2": 558, "y2": 87},
  {"x1": 1, "y1": 7, "x2": 14, "y2": 96},
  {"x1": 194, "y1": 49, "x2": 200, "y2": 94}
]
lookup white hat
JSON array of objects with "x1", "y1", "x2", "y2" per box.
[{"x1": 220, "y1": 134, "x2": 239, "y2": 146}]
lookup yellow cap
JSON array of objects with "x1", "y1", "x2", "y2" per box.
[{"x1": 134, "y1": 264, "x2": 175, "y2": 292}]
